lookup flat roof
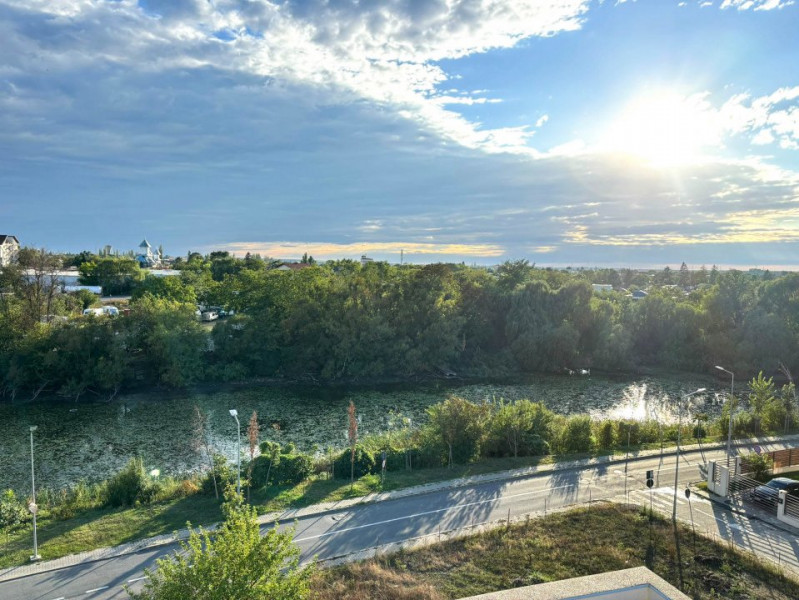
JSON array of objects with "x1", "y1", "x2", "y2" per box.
[{"x1": 460, "y1": 567, "x2": 691, "y2": 600}]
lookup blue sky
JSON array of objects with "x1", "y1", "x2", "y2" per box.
[{"x1": 1, "y1": 0, "x2": 798, "y2": 267}]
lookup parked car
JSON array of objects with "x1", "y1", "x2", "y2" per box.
[
  {"x1": 750, "y1": 477, "x2": 799, "y2": 505},
  {"x1": 82, "y1": 306, "x2": 119, "y2": 317},
  {"x1": 201, "y1": 311, "x2": 219, "y2": 322}
]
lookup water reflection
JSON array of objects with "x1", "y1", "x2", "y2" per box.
[{"x1": 0, "y1": 373, "x2": 720, "y2": 493}]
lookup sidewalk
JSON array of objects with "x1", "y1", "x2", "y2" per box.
[
  {"x1": 2, "y1": 433, "x2": 798, "y2": 583},
  {"x1": 691, "y1": 482, "x2": 799, "y2": 537}
]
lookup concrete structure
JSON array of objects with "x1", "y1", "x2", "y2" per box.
[
  {"x1": 777, "y1": 490, "x2": 799, "y2": 528},
  {"x1": 460, "y1": 567, "x2": 690, "y2": 600},
  {"x1": 0, "y1": 234, "x2": 20, "y2": 267},
  {"x1": 592, "y1": 283, "x2": 614, "y2": 293}
]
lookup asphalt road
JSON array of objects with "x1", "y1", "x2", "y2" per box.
[{"x1": 0, "y1": 445, "x2": 788, "y2": 600}]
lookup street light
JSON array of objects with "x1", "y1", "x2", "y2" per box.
[
  {"x1": 715, "y1": 365, "x2": 735, "y2": 467},
  {"x1": 229, "y1": 409, "x2": 241, "y2": 494},
  {"x1": 673, "y1": 388, "x2": 706, "y2": 521},
  {"x1": 29, "y1": 425, "x2": 41, "y2": 561}
]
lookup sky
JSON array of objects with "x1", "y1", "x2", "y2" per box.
[{"x1": 1, "y1": 0, "x2": 799, "y2": 268}]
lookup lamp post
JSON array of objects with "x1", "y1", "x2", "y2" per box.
[
  {"x1": 673, "y1": 388, "x2": 706, "y2": 521},
  {"x1": 229, "y1": 409, "x2": 241, "y2": 494},
  {"x1": 29, "y1": 425, "x2": 41, "y2": 561},
  {"x1": 715, "y1": 366, "x2": 735, "y2": 467}
]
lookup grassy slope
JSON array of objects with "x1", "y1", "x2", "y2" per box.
[{"x1": 312, "y1": 504, "x2": 799, "y2": 600}]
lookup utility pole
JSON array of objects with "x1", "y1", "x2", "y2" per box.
[{"x1": 29, "y1": 425, "x2": 41, "y2": 561}]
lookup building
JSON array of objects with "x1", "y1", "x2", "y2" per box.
[
  {"x1": 0, "y1": 235, "x2": 20, "y2": 267},
  {"x1": 275, "y1": 262, "x2": 310, "y2": 272},
  {"x1": 361, "y1": 254, "x2": 374, "y2": 267},
  {"x1": 461, "y1": 567, "x2": 690, "y2": 600},
  {"x1": 135, "y1": 238, "x2": 159, "y2": 268},
  {"x1": 592, "y1": 284, "x2": 614, "y2": 293}
]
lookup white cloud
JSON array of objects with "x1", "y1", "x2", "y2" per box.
[
  {"x1": 720, "y1": 86, "x2": 799, "y2": 150},
  {"x1": 0, "y1": 0, "x2": 590, "y2": 155},
  {"x1": 720, "y1": 0, "x2": 795, "y2": 9}
]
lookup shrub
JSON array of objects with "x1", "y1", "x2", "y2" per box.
[
  {"x1": 272, "y1": 453, "x2": 313, "y2": 485},
  {"x1": 201, "y1": 454, "x2": 237, "y2": 495},
  {"x1": 744, "y1": 453, "x2": 773, "y2": 482},
  {"x1": 105, "y1": 457, "x2": 148, "y2": 507},
  {"x1": 0, "y1": 489, "x2": 30, "y2": 528},
  {"x1": 615, "y1": 421, "x2": 640, "y2": 447},
  {"x1": 334, "y1": 446, "x2": 376, "y2": 479},
  {"x1": 251, "y1": 447, "x2": 313, "y2": 487},
  {"x1": 595, "y1": 421, "x2": 615, "y2": 450},
  {"x1": 555, "y1": 415, "x2": 593, "y2": 454},
  {"x1": 425, "y1": 396, "x2": 490, "y2": 465}
]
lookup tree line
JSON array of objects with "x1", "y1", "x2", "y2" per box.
[{"x1": 1, "y1": 250, "x2": 799, "y2": 399}]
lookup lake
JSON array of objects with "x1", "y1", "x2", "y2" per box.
[{"x1": 0, "y1": 373, "x2": 725, "y2": 494}]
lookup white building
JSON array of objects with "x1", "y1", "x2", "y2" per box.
[
  {"x1": 591, "y1": 284, "x2": 614, "y2": 293},
  {"x1": 135, "y1": 238, "x2": 159, "y2": 268},
  {"x1": 0, "y1": 235, "x2": 20, "y2": 267}
]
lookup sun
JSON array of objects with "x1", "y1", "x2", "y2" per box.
[{"x1": 603, "y1": 90, "x2": 720, "y2": 166}]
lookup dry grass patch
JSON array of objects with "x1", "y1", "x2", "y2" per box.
[{"x1": 312, "y1": 504, "x2": 799, "y2": 600}]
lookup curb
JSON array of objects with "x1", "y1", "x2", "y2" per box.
[{"x1": 2, "y1": 434, "x2": 797, "y2": 583}]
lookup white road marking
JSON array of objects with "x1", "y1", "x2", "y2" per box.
[
  {"x1": 295, "y1": 486, "x2": 554, "y2": 542},
  {"x1": 127, "y1": 576, "x2": 147, "y2": 583},
  {"x1": 85, "y1": 586, "x2": 109, "y2": 594}
]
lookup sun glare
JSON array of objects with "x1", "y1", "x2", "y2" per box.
[{"x1": 604, "y1": 90, "x2": 720, "y2": 166}]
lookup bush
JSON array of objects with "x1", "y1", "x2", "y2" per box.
[
  {"x1": 744, "y1": 453, "x2": 773, "y2": 482},
  {"x1": 555, "y1": 415, "x2": 593, "y2": 454},
  {"x1": 251, "y1": 447, "x2": 314, "y2": 487},
  {"x1": 105, "y1": 458, "x2": 148, "y2": 507},
  {"x1": 201, "y1": 454, "x2": 237, "y2": 496},
  {"x1": 272, "y1": 453, "x2": 313, "y2": 485},
  {"x1": 595, "y1": 421, "x2": 615, "y2": 450},
  {"x1": 615, "y1": 421, "x2": 640, "y2": 447},
  {"x1": 0, "y1": 489, "x2": 30, "y2": 528},
  {"x1": 334, "y1": 446, "x2": 376, "y2": 479}
]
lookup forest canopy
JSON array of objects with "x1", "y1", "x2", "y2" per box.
[{"x1": 1, "y1": 251, "x2": 798, "y2": 400}]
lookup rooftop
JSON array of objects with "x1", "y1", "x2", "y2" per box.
[{"x1": 460, "y1": 567, "x2": 690, "y2": 600}]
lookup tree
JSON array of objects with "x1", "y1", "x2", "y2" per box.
[
  {"x1": 748, "y1": 371, "x2": 776, "y2": 434},
  {"x1": 426, "y1": 396, "x2": 490, "y2": 466},
  {"x1": 12, "y1": 248, "x2": 62, "y2": 328},
  {"x1": 678, "y1": 262, "x2": 689, "y2": 287},
  {"x1": 79, "y1": 257, "x2": 143, "y2": 295},
  {"x1": 495, "y1": 259, "x2": 532, "y2": 291},
  {"x1": 129, "y1": 488, "x2": 313, "y2": 600},
  {"x1": 491, "y1": 399, "x2": 552, "y2": 457},
  {"x1": 192, "y1": 406, "x2": 219, "y2": 499}
]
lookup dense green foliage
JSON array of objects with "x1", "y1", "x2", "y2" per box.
[
  {"x1": 2, "y1": 251, "x2": 799, "y2": 398},
  {"x1": 129, "y1": 488, "x2": 313, "y2": 600}
]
